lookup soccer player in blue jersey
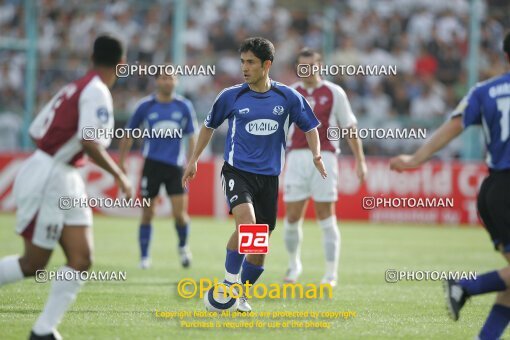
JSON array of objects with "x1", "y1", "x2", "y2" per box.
[
  {"x1": 182, "y1": 37, "x2": 327, "y2": 312},
  {"x1": 390, "y1": 32, "x2": 510, "y2": 340},
  {"x1": 119, "y1": 73, "x2": 197, "y2": 269}
]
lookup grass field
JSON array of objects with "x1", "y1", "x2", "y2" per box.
[{"x1": 0, "y1": 213, "x2": 507, "y2": 339}]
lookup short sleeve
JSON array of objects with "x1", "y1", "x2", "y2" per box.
[
  {"x1": 204, "y1": 90, "x2": 232, "y2": 129},
  {"x1": 78, "y1": 82, "x2": 114, "y2": 147},
  {"x1": 450, "y1": 86, "x2": 481, "y2": 127},
  {"x1": 289, "y1": 89, "x2": 320, "y2": 132},
  {"x1": 332, "y1": 85, "x2": 357, "y2": 128},
  {"x1": 126, "y1": 101, "x2": 148, "y2": 130}
]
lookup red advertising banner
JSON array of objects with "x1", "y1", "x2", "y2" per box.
[{"x1": 0, "y1": 153, "x2": 487, "y2": 225}]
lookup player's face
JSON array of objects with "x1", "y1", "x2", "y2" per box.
[
  {"x1": 156, "y1": 74, "x2": 176, "y2": 96},
  {"x1": 240, "y1": 51, "x2": 270, "y2": 85}
]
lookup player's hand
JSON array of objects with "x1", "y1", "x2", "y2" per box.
[
  {"x1": 182, "y1": 161, "x2": 198, "y2": 189},
  {"x1": 389, "y1": 154, "x2": 418, "y2": 172},
  {"x1": 313, "y1": 155, "x2": 327, "y2": 179},
  {"x1": 356, "y1": 160, "x2": 367, "y2": 182},
  {"x1": 116, "y1": 172, "x2": 133, "y2": 199}
]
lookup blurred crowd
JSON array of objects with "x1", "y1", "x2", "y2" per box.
[{"x1": 0, "y1": 0, "x2": 509, "y2": 157}]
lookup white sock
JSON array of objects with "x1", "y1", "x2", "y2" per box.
[
  {"x1": 224, "y1": 272, "x2": 239, "y2": 283},
  {"x1": 318, "y1": 216, "x2": 340, "y2": 279},
  {"x1": 32, "y1": 266, "x2": 85, "y2": 335},
  {"x1": 284, "y1": 218, "x2": 303, "y2": 269},
  {"x1": 0, "y1": 255, "x2": 24, "y2": 285}
]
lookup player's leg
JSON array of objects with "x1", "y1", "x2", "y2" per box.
[
  {"x1": 30, "y1": 164, "x2": 94, "y2": 339},
  {"x1": 235, "y1": 173, "x2": 278, "y2": 312},
  {"x1": 283, "y1": 199, "x2": 307, "y2": 282},
  {"x1": 220, "y1": 164, "x2": 256, "y2": 285},
  {"x1": 169, "y1": 193, "x2": 192, "y2": 267},
  {"x1": 225, "y1": 203, "x2": 256, "y2": 283},
  {"x1": 31, "y1": 225, "x2": 92, "y2": 339},
  {"x1": 445, "y1": 174, "x2": 503, "y2": 321},
  {"x1": 1, "y1": 152, "x2": 52, "y2": 286},
  {"x1": 478, "y1": 260, "x2": 510, "y2": 340},
  {"x1": 139, "y1": 201, "x2": 155, "y2": 268},
  {"x1": 165, "y1": 164, "x2": 192, "y2": 267},
  {"x1": 314, "y1": 201, "x2": 340, "y2": 286},
  {"x1": 138, "y1": 159, "x2": 161, "y2": 268},
  {"x1": 445, "y1": 173, "x2": 510, "y2": 338},
  {"x1": 282, "y1": 150, "x2": 313, "y2": 282},
  {"x1": 233, "y1": 202, "x2": 260, "y2": 313},
  {"x1": 312, "y1": 151, "x2": 340, "y2": 286},
  {"x1": 0, "y1": 239, "x2": 51, "y2": 285}
]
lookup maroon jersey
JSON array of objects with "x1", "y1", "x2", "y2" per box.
[
  {"x1": 29, "y1": 71, "x2": 114, "y2": 166},
  {"x1": 289, "y1": 80, "x2": 357, "y2": 153}
]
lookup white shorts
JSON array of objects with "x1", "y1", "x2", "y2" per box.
[
  {"x1": 283, "y1": 150, "x2": 339, "y2": 203},
  {"x1": 14, "y1": 150, "x2": 92, "y2": 250}
]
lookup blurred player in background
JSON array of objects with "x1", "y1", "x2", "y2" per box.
[
  {"x1": 390, "y1": 32, "x2": 510, "y2": 340},
  {"x1": 119, "y1": 73, "x2": 197, "y2": 269},
  {"x1": 283, "y1": 48, "x2": 367, "y2": 287},
  {"x1": 182, "y1": 37, "x2": 327, "y2": 312},
  {"x1": 0, "y1": 35, "x2": 131, "y2": 340}
]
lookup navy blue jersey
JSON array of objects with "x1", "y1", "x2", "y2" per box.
[
  {"x1": 204, "y1": 81, "x2": 320, "y2": 176},
  {"x1": 451, "y1": 72, "x2": 510, "y2": 170},
  {"x1": 127, "y1": 94, "x2": 197, "y2": 167}
]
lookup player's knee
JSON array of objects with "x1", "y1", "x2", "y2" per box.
[
  {"x1": 235, "y1": 212, "x2": 256, "y2": 226},
  {"x1": 286, "y1": 214, "x2": 301, "y2": 224},
  {"x1": 174, "y1": 212, "x2": 189, "y2": 225},
  {"x1": 67, "y1": 253, "x2": 93, "y2": 272},
  {"x1": 246, "y1": 254, "x2": 265, "y2": 266},
  {"x1": 316, "y1": 211, "x2": 333, "y2": 221},
  {"x1": 18, "y1": 256, "x2": 48, "y2": 277},
  {"x1": 497, "y1": 266, "x2": 510, "y2": 286},
  {"x1": 496, "y1": 288, "x2": 510, "y2": 305},
  {"x1": 142, "y1": 209, "x2": 154, "y2": 224}
]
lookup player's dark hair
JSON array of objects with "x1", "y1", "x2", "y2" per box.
[
  {"x1": 296, "y1": 47, "x2": 322, "y2": 64},
  {"x1": 92, "y1": 35, "x2": 124, "y2": 67},
  {"x1": 504, "y1": 31, "x2": 510, "y2": 58},
  {"x1": 239, "y1": 37, "x2": 275, "y2": 64}
]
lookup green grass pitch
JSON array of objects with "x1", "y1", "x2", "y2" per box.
[{"x1": 0, "y1": 213, "x2": 507, "y2": 339}]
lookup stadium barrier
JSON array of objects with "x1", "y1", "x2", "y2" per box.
[{"x1": 0, "y1": 153, "x2": 487, "y2": 225}]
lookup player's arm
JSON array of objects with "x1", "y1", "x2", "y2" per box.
[
  {"x1": 182, "y1": 125, "x2": 214, "y2": 188},
  {"x1": 331, "y1": 84, "x2": 366, "y2": 181},
  {"x1": 345, "y1": 125, "x2": 367, "y2": 182},
  {"x1": 291, "y1": 89, "x2": 327, "y2": 178},
  {"x1": 305, "y1": 128, "x2": 327, "y2": 178},
  {"x1": 187, "y1": 133, "x2": 197, "y2": 162},
  {"x1": 81, "y1": 140, "x2": 132, "y2": 197},
  {"x1": 78, "y1": 84, "x2": 132, "y2": 197},
  {"x1": 182, "y1": 90, "x2": 231, "y2": 188},
  {"x1": 118, "y1": 102, "x2": 145, "y2": 173},
  {"x1": 183, "y1": 100, "x2": 199, "y2": 164},
  {"x1": 118, "y1": 135, "x2": 134, "y2": 173},
  {"x1": 390, "y1": 116, "x2": 464, "y2": 172}
]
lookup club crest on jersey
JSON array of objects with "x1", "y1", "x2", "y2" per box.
[
  {"x1": 148, "y1": 112, "x2": 159, "y2": 120},
  {"x1": 96, "y1": 107, "x2": 109, "y2": 124},
  {"x1": 272, "y1": 105, "x2": 284, "y2": 115},
  {"x1": 239, "y1": 108, "x2": 250, "y2": 115},
  {"x1": 245, "y1": 119, "x2": 279, "y2": 136}
]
